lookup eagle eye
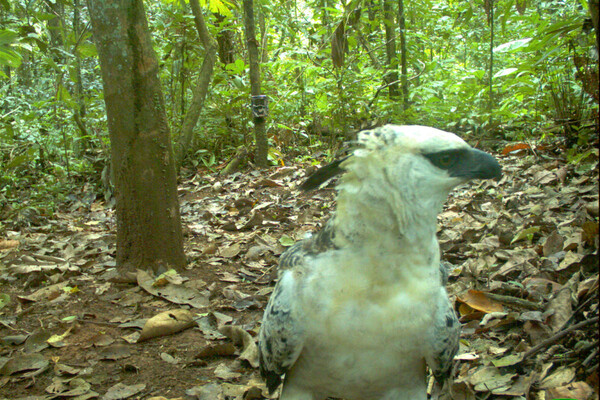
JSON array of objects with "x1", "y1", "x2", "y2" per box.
[
  {"x1": 438, "y1": 155, "x2": 453, "y2": 168},
  {"x1": 423, "y1": 150, "x2": 460, "y2": 170}
]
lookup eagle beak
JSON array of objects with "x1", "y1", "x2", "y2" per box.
[
  {"x1": 468, "y1": 148, "x2": 502, "y2": 180},
  {"x1": 448, "y1": 148, "x2": 502, "y2": 181}
]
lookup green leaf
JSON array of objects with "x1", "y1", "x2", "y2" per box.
[
  {"x1": 200, "y1": 0, "x2": 234, "y2": 16},
  {"x1": 491, "y1": 353, "x2": 523, "y2": 367},
  {"x1": 226, "y1": 58, "x2": 247, "y2": 75},
  {"x1": 279, "y1": 235, "x2": 295, "y2": 247},
  {"x1": 493, "y1": 68, "x2": 518, "y2": 78},
  {"x1": 6, "y1": 147, "x2": 37, "y2": 169},
  {"x1": 493, "y1": 38, "x2": 532, "y2": 53},
  {"x1": 511, "y1": 226, "x2": 540, "y2": 244},
  {"x1": 77, "y1": 42, "x2": 97, "y2": 58},
  {"x1": 0, "y1": 29, "x2": 18, "y2": 45},
  {"x1": 0, "y1": 48, "x2": 21, "y2": 68},
  {"x1": 0, "y1": 293, "x2": 10, "y2": 310}
]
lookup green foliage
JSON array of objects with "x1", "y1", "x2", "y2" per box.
[{"x1": 0, "y1": 0, "x2": 597, "y2": 214}]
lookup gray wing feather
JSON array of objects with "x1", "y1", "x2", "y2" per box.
[
  {"x1": 258, "y1": 268, "x2": 304, "y2": 394},
  {"x1": 427, "y1": 293, "x2": 460, "y2": 383},
  {"x1": 258, "y1": 221, "x2": 338, "y2": 393},
  {"x1": 426, "y1": 264, "x2": 460, "y2": 383}
]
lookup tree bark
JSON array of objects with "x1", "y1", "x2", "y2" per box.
[
  {"x1": 87, "y1": 0, "x2": 186, "y2": 274},
  {"x1": 72, "y1": 0, "x2": 88, "y2": 156},
  {"x1": 398, "y1": 0, "x2": 408, "y2": 110},
  {"x1": 488, "y1": 0, "x2": 495, "y2": 120},
  {"x1": 383, "y1": 0, "x2": 399, "y2": 98},
  {"x1": 243, "y1": 0, "x2": 268, "y2": 168},
  {"x1": 175, "y1": 0, "x2": 218, "y2": 167},
  {"x1": 589, "y1": 0, "x2": 599, "y2": 56}
]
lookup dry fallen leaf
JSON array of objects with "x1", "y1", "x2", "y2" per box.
[
  {"x1": 137, "y1": 269, "x2": 209, "y2": 308},
  {"x1": 97, "y1": 344, "x2": 132, "y2": 361},
  {"x1": 103, "y1": 382, "x2": 146, "y2": 400},
  {"x1": 137, "y1": 309, "x2": 196, "y2": 342},
  {"x1": 538, "y1": 365, "x2": 576, "y2": 389},
  {"x1": 0, "y1": 239, "x2": 19, "y2": 250},
  {"x1": 0, "y1": 353, "x2": 49, "y2": 375},
  {"x1": 457, "y1": 290, "x2": 504, "y2": 314},
  {"x1": 214, "y1": 363, "x2": 242, "y2": 380},
  {"x1": 545, "y1": 381, "x2": 594, "y2": 400},
  {"x1": 219, "y1": 325, "x2": 259, "y2": 368}
]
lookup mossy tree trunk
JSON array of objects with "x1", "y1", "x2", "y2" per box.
[
  {"x1": 243, "y1": 0, "x2": 268, "y2": 168},
  {"x1": 174, "y1": 0, "x2": 218, "y2": 167},
  {"x1": 383, "y1": 0, "x2": 399, "y2": 99},
  {"x1": 87, "y1": 0, "x2": 186, "y2": 274}
]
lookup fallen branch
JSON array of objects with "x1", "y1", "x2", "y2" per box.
[
  {"x1": 485, "y1": 292, "x2": 543, "y2": 310},
  {"x1": 522, "y1": 316, "x2": 599, "y2": 360}
]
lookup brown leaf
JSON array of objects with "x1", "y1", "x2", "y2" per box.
[
  {"x1": 195, "y1": 343, "x2": 236, "y2": 359},
  {"x1": 457, "y1": 290, "x2": 504, "y2": 314},
  {"x1": 137, "y1": 269, "x2": 208, "y2": 308},
  {"x1": 546, "y1": 287, "x2": 573, "y2": 332},
  {"x1": 543, "y1": 230, "x2": 564, "y2": 256},
  {"x1": 137, "y1": 309, "x2": 196, "y2": 342},
  {"x1": 219, "y1": 325, "x2": 259, "y2": 368},
  {"x1": 557, "y1": 251, "x2": 583, "y2": 271},
  {"x1": 0, "y1": 239, "x2": 19, "y2": 250},
  {"x1": 0, "y1": 353, "x2": 49, "y2": 375},
  {"x1": 538, "y1": 366, "x2": 576, "y2": 389},
  {"x1": 17, "y1": 281, "x2": 70, "y2": 303},
  {"x1": 45, "y1": 377, "x2": 93, "y2": 397},
  {"x1": 97, "y1": 344, "x2": 132, "y2": 361},
  {"x1": 501, "y1": 143, "x2": 530, "y2": 156},
  {"x1": 467, "y1": 366, "x2": 516, "y2": 392},
  {"x1": 214, "y1": 363, "x2": 242, "y2": 381},
  {"x1": 545, "y1": 381, "x2": 594, "y2": 400},
  {"x1": 103, "y1": 383, "x2": 146, "y2": 400},
  {"x1": 220, "y1": 243, "x2": 241, "y2": 258}
]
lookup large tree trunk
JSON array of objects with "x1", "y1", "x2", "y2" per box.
[
  {"x1": 175, "y1": 0, "x2": 218, "y2": 167},
  {"x1": 87, "y1": 0, "x2": 186, "y2": 274},
  {"x1": 243, "y1": 0, "x2": 268, "y2": 167}
]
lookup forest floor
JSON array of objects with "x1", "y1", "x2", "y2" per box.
[{"x1": 0, "y1": 138, "x2": 599, "y2": 400}]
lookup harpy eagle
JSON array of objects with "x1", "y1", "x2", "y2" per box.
[{"x1": 258, "y1": 125, "x2": 502, "y2": 400}]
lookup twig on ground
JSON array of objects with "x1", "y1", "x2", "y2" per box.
[
  {"x1": 485, "y1": 292, "x2": 543, "y2": 310},
  {"x1": 522, "y1": 316, "x2": 599, "y2": 360}
]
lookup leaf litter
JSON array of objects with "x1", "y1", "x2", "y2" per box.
[{"x1": 0, "y1": 145, "x2": 598, "y2": 400}]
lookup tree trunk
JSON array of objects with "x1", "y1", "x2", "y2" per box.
[
  {"x1": 87, "y1": 0, "x2": 186, "y2": 274},
  {"x1": 398, "y1": 0, "x2": 408, "y2": 110},
  {"x1": 47, "y1": 1, "x2": 64, "y2": 63},
  {"x1": 175, "y1": 0, "x2": 218, "y2": 167},
  {"x1": 243, "y1": 0, "x2": 268, "y2": 168},
  {"x1": 215, "y1": 13, "x2": 235, "y2": 65},
  {"x1": 488, "y1": 0, "x2": 494, "y2": 122},
  {"x1": 383, "y1": 0, "x2": 399, "y2": 98},
  {"x1": 589, "y1": 0, "x2": 599, "y2": 56},
  {"x1": 72, "y1": 0, "x2": 89, "y2": 156}
]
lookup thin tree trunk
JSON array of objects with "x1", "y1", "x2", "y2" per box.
[
  {"x1": 589, "y1": 0, "x2": 599, "y2": 59},
  {"x1": 383, "y1": 0, "x2": 399, "y2": 98},
  {"x1": 398, "y1": 0, "x2": 408, "y2": 110},
  {"x1": 87, "y1": 0, "x2": 186, "y2": 274},
  {"x1": 488, "y1": 0, "x2": 494, "y2": 123},
  {"x1": 243, "y1": 0, "x2": 268, "y2": 168},
  {"x1": 175, "y1": 0, "x2": 218, "y2": 167},
  {"x1": 357, "y1": 31, "x2": 381, "y2": 69},
  {"x1": 72, "y1": 0, "x2": 88, "y2": 156}
]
